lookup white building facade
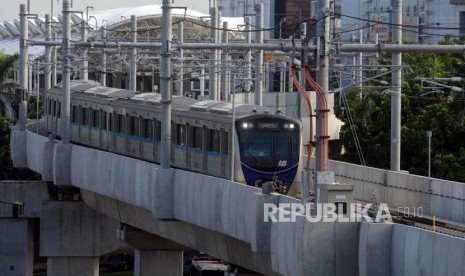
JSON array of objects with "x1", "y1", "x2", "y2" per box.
[{"x1": 341, "y1": 0, "x2": 465, "y2": 44}]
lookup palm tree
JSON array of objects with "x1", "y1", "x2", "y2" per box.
[{"x1": 0, "y1": 51, "x2": 18, "y2": 93}]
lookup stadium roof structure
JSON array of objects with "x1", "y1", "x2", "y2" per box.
[{"x1": 0, "y1": 4, "x2": 245, "y2": 59}]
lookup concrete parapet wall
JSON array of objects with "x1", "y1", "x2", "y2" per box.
[
  {"x1": 70, "y1": 145, "x2": 157, "y2": 210},
  {"x1": 359, "y1": 222, "x2": 465, "y2": 276},
  {"x1": 390, "y1": 224, "x2": 465, "y2": 276},
  {"x1": 25, "y1": 131, "x2": 48, "y2": 174},
  {"x1": 270, "y1": 214, "x2": 360, "y2": 276},
  {"x1": 329, "y1": 158, "x2": 465, "y2": 223},
  {"x1": 358, "y1": 222, "x2": 392, "y2": 276},
  {"x1": 330, "y1": 159, "x2": 387, "y2": 185},
  {"x1": 10, "y1": 130, "x2": 28, "y2": 168}
]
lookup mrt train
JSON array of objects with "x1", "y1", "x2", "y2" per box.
[{"x1": 45, "y1": 80, "x2": 302, "y2": 195}]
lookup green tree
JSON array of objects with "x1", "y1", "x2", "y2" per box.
[
  {"x1": 0, "y1": 51, "x2": 18, "y2": 93},
  {"x1": 0, "y1": 52, "x2": 39, "y2": 180},
  {"x1": 336, "y1": 38, "x2": 465, "y2": 182}
]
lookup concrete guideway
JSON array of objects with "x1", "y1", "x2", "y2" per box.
[{"x1": 6, "y1": 129, "x2": 465, "y2": 275}]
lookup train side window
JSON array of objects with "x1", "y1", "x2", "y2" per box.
[
  {"x1": 212, "y1": 130, "x2": 220, "y2": 153},
  {"x1": 71, "y1": 106, "x2": 77, "y2": 123},
  {"x1": 205, "y1": 129, "x2": 212, "y2": 151},
  {"x1": 92, "y1": 109, "x2": 98, "y2": 128},
  {"x1": 81, "y1": 107, "x2": 88, "y2": 125},
  {"x1": 101, "y1": 111, "x2": 107, "y2": 130},
  {"x1": 117, "y1": 114, "x2": 125, "y2": 133},
  {"x1": 193, "y1": 127, "x2": 202, "y2": 149},
  {"x1": 154, "y1": 121, "x2": 161, "y2": 141},
  {"x1": 176, "y1": 124, "x2": 186, "y2": 146},
  {"x1": 109, "y1": 113, "x2": 113, "y2": 131},
  {"x1": 221, "y1": 131, "x2": 229, "y2": 155},
  {"x1": 142, "y1": 119, "x2": 153, "y2": 139},
  {"x1": 48, "y1": 99, "x2": 52, "y2": 115},
  {"x1": 129, "y1": 116, "x2": 139, "y2": 137},
  {"x1": 57, "y1": 103, "x2": 61, "y2": 118},
  {"x1": 204, "y1": 129, "x2": 219, "y2": 152}
]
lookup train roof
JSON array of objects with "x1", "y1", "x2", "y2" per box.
[
  {"x1": 51, "y1": 81, "x2": 299, "y2": 122},
  {"x1": 55, "y1": 80, "x2": 100, "y2": 93}
]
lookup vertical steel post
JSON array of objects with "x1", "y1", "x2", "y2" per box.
[
  {"x1": 43, "y1": 14, "x2": 50, "y2": 133},
  {"x1": 160, "y1": 0, "x2": 172, "y2": 169},
  {"x1": 231, "y1": 86, "x2": 236, "y2": 181},
  {"x1": 19, "y1": 4, "x2": 28, "y2": 131},
  {"x1": 61, "y1": 0, "x2": 71, "y2": 144},
  {"x1": 357, "y1": 29, "x2": 363, "y2": 91},
  {"x1": 254, "y1": 3, "x2": 264, "y2": 106},
  {"x1": 209, "y1": 6, "x2": 218, "y2": 100},
  {"x1": 100, "y1": 26, "x2": 107, "y2": 86},
  {"x1": 316, "y1": 0, "x2": 330, "y2": 171},
  {"x1": 298, "y1": 22, "x2": 307, "y2": 119},
  {"x1": 221, "y1": 21, "x2": 229, "y2": 101},
  {"x1": 217, "y1": 11, "x2": 222, "y2": 98},
  {"x1": 51, "y1": 33, "x2": 57, "y2": 87},
  {"x1": 130, "y1": 15, "x2": 137, "y2": 92},
  {"x1": 80, "y1": 20, "x2": 88, "y2": 80},
  {"x1": 391, "y1": 0, "x2": 402, "y2": 171},
  {"x1": 36, "y1": 63, "x2": 39, "y2": 133},
  {"x1": 176, "y1": 21, "x2": 184, "y2": 96},
  {"x1": 45, "y1": 14, "x2": 52, "y2": 92},
  {"x1": 288, "y1": 53, "x2": 294, "y2": 93},
  {"x1": 427, "y1": 131, "x2": 432, "y2": 178},
  {"x1": 244, "y1": 16, "x2": 252, "y2": 104},
  {"x1": 200, "y1": 67, "x2": 205, "y2": 98}
]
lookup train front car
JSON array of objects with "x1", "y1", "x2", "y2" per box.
[{"x1": 235, "y1": 114, "x2": 301, "y2": 195}]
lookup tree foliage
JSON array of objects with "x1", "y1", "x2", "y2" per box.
[
  {"x1": 0, "y1": 52, "x2": 40, "y2": 180},
  {"x1": 336, "y1": 38, "x2": 465, "y2": 182},
  {"x1": 0, "y1": 51, "x2": 18, "y2": 93}
]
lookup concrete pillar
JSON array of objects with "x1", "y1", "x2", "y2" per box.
[
  {"x1": 47, "y1": 257, "x2": 98, "y2": 276},
  {"x1": 0, "y1": 218, "x2": 34, "y2": 276},
  {"x1": 119, "y1": 228, "x2": 184, "y2": 276},
  {"x1": 134, "y1": 250, "x2": 183, "y2": 276},
  {"x1": 40, "y1": 201, "x2": 125, "y2": 275}
]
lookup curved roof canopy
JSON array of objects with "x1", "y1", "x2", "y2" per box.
[{"x1": 0, "y1": 4, "x2": 244, "y2": 59}]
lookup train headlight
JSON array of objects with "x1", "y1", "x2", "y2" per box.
[
  {"x1": 284, "y1": 123, "x2": 295, "y2": 129},
  {"x1": 242, "y1": 122, "x2": 253, "y2": 129}
]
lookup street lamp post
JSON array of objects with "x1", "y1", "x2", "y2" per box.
[{"x1": 427, "y1": 131, "x2": 432, "y2": 178}]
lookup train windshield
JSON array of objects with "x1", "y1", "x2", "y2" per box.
[{"x1": 241, "y1": 134, "x2": 273, "y2": 158}]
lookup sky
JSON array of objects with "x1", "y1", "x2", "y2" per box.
[{"x1": 0, "y1": 0, "x2": 210, "y2": 22}]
